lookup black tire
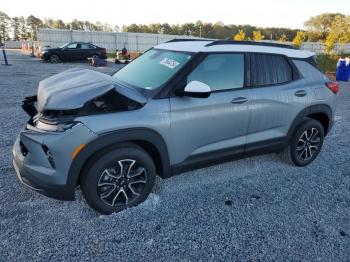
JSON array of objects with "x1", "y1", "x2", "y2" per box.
[
  {"x1": 115, "y1": 59, "x2": 120, "y2": 64},
  {"x1": 280, "y1": 118, "x2": 324, "y2": 166},
  {"x1": 49, "y1": 54, "x2": 60, "y2": 63},
  {"x1": 80, "y1": 144, "x2": 156, "y2": 214}
]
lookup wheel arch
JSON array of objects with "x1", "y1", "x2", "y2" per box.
[
  {"x1": 287, "y1": 104, "x2": 333, "y2": 140},
  {"x1": 67, "y1": 128, "x2": 171, "y2": 190}
]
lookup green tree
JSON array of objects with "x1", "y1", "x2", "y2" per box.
[
  {"x1": 233, "y1": 29, "x2": 245, "y2": 40},
  {"x1": 304, "y1": 13, "x2": 344, "y2": 40},
  {"x1": 27, "y1": 15, "x2": 43, "y2": 40},
  {"x1": 0, "y1": 11, "x2": 11, "y2": 43},
  {"x1": 252, "y1": 30, "x2": 264, "y2": 41},
  {"x1": 278, "y1": 34, "x2": 287, "y2": 42},
  {"x1": 54, "y1": 20, "x2": 66, "y2": 29},
  {"x1": 70, "y1": 19, "x2": 85, "y2": 30},
  {"x1": 292, "y1": 31, "x2": 305, "y2": 48},
  {"x1": 12, "y1": 17, "x2": 20, "y2": 40},
  {"x1": 19, "y1": 16, "x2": 27, "y2": 40},
  {"x1": 94, "y1": 21, "x2": 104, "y2": 31}
]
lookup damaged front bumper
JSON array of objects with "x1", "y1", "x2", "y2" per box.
[{"x1": 12, "y1": 122, "x2": 97, "y2": 201}]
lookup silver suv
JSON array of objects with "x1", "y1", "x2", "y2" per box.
[{"x1": 13, "y1": 40, "x2": 339, "y2": 214}]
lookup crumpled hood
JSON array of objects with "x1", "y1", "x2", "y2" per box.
[{"x1": 37, "y1": 68, "x2": 147, "y2": 112}]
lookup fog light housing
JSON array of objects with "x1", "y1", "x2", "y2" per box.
[
  {"x1": 20, "y1": 141, "x2": 28, "y2": 156},
  {"x1": 42, "y1": 145, "x2": 55, "y2": 168}
]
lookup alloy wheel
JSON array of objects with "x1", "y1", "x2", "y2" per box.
[
  {"x1": 97, "y1": 159, "x2": 147, "y2": 207},
  {"x1": 296, "y1": 127, "x2": 321, "y2": 161},
  {"x1": 50, "y1": 55, "x2": 60, "y2": 63}
]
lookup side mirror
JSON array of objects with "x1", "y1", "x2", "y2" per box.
[{"x1": 180, "y1": 81, "x2": 211, "y2": 98}]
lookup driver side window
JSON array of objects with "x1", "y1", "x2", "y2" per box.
[
  {"x1": 187, "y1": 53, "x2": 244, "y2": 91},
  {"x1": 67, "y1": 43, "x2": 78, "y2": 49}
]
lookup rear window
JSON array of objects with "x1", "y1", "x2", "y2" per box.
[{"x1": 249, "y1": 54, "x2": 293, "y2": 86}]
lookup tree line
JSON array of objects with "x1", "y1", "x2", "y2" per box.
[
  {"x1": 0, "y1": 11, "x2": 117, "y2": 42},
  {"x1": 0, "y1": 11, "x2": 349, "y2": 54}
]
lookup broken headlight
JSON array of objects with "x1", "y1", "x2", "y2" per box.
[{"x1": 35, "y1": 120, "x2": 78, "y2": 132}]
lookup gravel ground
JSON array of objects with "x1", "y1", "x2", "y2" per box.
[{"x1": 0, "y1": 50, "x2": 350, "y2": 261}]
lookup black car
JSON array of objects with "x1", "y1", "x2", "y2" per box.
[{"x1": 40, "y1": 42, "x2": 107, "y2": 63}]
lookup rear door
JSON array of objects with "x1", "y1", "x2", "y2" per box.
[
  {"x1": 169, "y1": 53, "x2": 252, "y2": 165},
  {"x1": 80, "y1": 43, "x2": 95, "y2": 59},
  {"x1": 246, "y1": 53, "x2": 308, "y2": 146}
]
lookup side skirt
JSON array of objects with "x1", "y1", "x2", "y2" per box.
[{"x1": 171, "y1": 137, "x2": 287, "y2": 175}]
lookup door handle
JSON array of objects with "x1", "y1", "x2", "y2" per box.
[
  {"x1": 294, "y1": 90, "x2": 307, "y2": 97},
  {"x1": 231, "y1": 97, "x2": 248, "y2": 104}
]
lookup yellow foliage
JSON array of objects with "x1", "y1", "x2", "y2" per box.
[
  {"x1": 324, "y1": 32, "x2": 336, "y2": 54},
  {"x1": 292, "y1": 31, "x2": 305, "y2": 48},
  {"x1": 233, "y1": 30, "x2": 246, "y2": 41},
  {"x1": 252, "y1": 31, "x2": 264, "y2": 41}
]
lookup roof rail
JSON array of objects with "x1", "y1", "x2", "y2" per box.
[
  {"x1": 205, "y1": 40, "x2": 297, "y2": 49},
  {"x1": 166, "y1": 38, "x2": 212, "y2": 43}
]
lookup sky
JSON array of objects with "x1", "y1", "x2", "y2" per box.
[{"x1": 1, "y1": 0, "x2": 350, "y2": 29}]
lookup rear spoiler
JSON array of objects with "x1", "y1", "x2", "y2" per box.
[{"x1": 22, "y1": 96, "x2": 38, "y2": 117}]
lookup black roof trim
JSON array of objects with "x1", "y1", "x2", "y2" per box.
[
  {"x1": 205, "y1": 40, "x2": 297, "y2": 49},
  {"x1": 166, "y1": 38, "x2": 212, "y2": 43}
]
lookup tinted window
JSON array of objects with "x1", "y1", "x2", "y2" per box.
[
  {"x1": 80, "y1": 43, "x2": 91, "y2": 49},
  {"x1": 67, "y1": 43, "x2": 78, "y2": 49},
  {"x1": 250, "y1": 54, "x2": 292, "y2": 86},
  {"x1": 89, "y1": 44, "x2": 96, "y2": 49},
  {"x1": 187, "y1": 54, "x2": 244, "y2": 91}
]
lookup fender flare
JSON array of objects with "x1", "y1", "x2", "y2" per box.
[
  {"x1": 66, "y1": 128, "x2": 171, "y2": 192},
  {"x1": 287, "y1": 104, "x2": 333, "y2": 140}
]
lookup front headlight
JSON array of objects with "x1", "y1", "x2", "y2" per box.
[{"x1": 35, "y1": 120, "x2": 77, "y2": 132}]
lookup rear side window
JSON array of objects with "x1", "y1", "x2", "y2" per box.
[
  {"x1": 249, "y1": 54, "x2": 292, "y2": 86},
  {"x1": 187, "y1": 53, "x2": 244, "y2": 91},
  {"x1": 80, "y1": 43, "x2": 90, "y2": 49}
]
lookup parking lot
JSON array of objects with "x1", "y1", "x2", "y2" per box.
[{"x1": 0, "y1": 49, "x2": 350, "y2": 261}]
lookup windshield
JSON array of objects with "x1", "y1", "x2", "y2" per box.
[{"x1": 112, "y1": 49, "x2": 193, "y2": 90}]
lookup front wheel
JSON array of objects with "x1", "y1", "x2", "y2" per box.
[
  {"x1": 80, "y1": 144, "x2": 156, "y2": 214},
  {"x1": 49, "y1": 54, "x2": 60, "y2": 63},
  {"x1": 279, "y1": 118, "x2": 324, "y2": 166}
]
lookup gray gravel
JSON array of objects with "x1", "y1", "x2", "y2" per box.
[{"x1": 0, "y1": 50, "x2": 350, "y2": 261}]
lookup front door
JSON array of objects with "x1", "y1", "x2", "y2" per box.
[
  {"x1": 61, "y1": 43, "x2": 80, "y2": 60},
  {"x1": 169, "y1": 53, "x2": 252, "y2": 165}
]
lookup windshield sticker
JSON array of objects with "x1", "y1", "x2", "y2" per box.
[{"x1": 160, "y1": 58, "x2": 180, "y2": 69}]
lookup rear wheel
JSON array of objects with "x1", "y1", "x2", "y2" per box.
[
  {"x1": 49, "y1": 54, "x2": 60, "y2": 63},
  {"x1": 80, "y1": 144, "x2": 156, "y2": 214},
  {"x1": 280, "y1": 118, "x2": 324, "y2": 166}
]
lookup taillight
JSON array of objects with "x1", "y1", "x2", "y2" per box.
[{"x1": 326, "y1": 82, "x2": 340, "y2": 94}]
